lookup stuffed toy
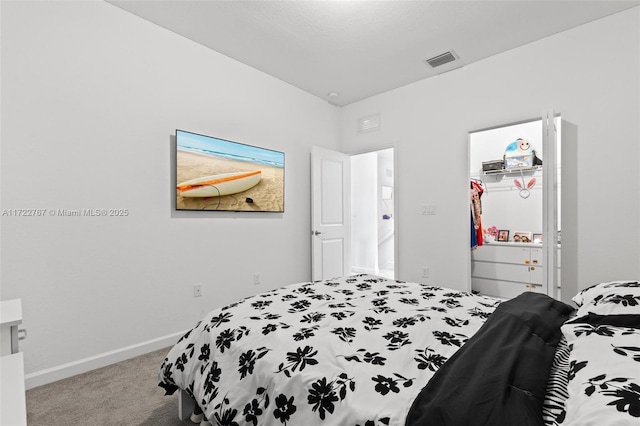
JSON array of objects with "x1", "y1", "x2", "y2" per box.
[{"x1": 504, "y1": 138, "x2": 535, "y2": 169}]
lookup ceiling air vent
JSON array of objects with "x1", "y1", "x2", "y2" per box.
[
  {"x1": 357, "y1": 113, "x2": 381, "y2": 134},
  {"x1": 426, "y1": 50, "x2": 458, "y2": 68}
]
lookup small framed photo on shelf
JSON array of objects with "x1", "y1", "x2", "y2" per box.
[
  {"x1": 513, "y1": 231, "x2": 532, "y2": 243},
  {"x1": 497, "y1": 230, "x2": 510, "y2": 242},
  {"x1": 533, "y1": 233, "x2": 543, "y2": 244}
]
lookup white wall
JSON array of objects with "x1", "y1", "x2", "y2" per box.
[
  {"x1": 339, "y1": 7, "x2": 640, "y2": 291},
  {"x1": 0, "y1": 1, "x2": 340, "y2": 384}
]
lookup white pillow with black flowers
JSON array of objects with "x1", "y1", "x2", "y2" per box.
[
  {"x1": 560, "y1": 320, "x2": 640, "y2": 425},
  {"x1": 571, "y1": 280, "x2": 640, "y2": 316}
]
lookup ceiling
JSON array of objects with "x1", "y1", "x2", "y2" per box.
[{"x1": 107, "y1": 0, "x2": 639, "y2": 107}]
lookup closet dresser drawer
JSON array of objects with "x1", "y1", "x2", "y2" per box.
[
  {"x1": 472, "y1": 244, "x2": 543, "y2": 266},
  {"x1": 471, "y1": 243, "x2": 544, "y2": 299},
  {"x1": 472, "y1": 261, "x2": 542, "y2": 284}
]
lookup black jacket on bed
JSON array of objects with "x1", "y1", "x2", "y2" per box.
[{"x1": 405, "y1": 292, "x2": 574, "y2": 426}]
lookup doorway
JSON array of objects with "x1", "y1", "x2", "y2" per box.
[
  {"x1": 350, "y1": 148, "x2": 395, "y2": 279},
  {"x1": 468, "y1": 114, "x2": 560, "y2": 299}
]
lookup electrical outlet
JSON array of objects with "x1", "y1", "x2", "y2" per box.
[
  {"x1": 421, "y1": 267, "x2": 429, "y2": 278},
  {"x1": 253, "y1": 272, "x2": 261, "y2": 285},
  {"x1": 193, "y1": 283, "x2": 202, "y2": 297}
]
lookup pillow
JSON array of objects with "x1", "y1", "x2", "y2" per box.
[
  {"x1": 560, "y1": 318, "x2": 640, "y2": 425},
  {"x1": 541, "y1": 336, "x2": 571, "y2": 425},
  {"x1": 571, "y1": 280, "x2": 640, "y2": 316}
]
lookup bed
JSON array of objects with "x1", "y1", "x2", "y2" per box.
[{"x1": 158, "y1": 275, "x2": 640, "y2": 425}]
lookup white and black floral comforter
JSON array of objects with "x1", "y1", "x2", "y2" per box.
[
  {"x1": 554, "y1": 280, "x2": 640, "y2": 425},
  {"x1": 158, "y1": 274, "x2": 500, "y2": 426}
]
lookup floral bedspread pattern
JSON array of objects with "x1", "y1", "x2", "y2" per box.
[
  {"x1": 557, "y1": 280, "x2": 640, "y2": 425},
  {"x1": 158, "y1": 274, "x2": 500, "y2": 426}
]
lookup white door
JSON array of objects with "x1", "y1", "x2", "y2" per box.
[{"x1": 311, "y1": 146, "x2": 350, "y2": 281}]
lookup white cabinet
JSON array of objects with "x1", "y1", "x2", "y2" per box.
[
  {"x1": 1, "y1": 352, "x2": 27, "y2": 425},
  {"x1": 1, "y1": 299, "x2": 23, "y2": 355},
  {"x1": 471, "y1": 243, "x2": 544, "y2": 299},
  {"x1": 1, "y1": 299, "x2": 27, "y2": 426}
]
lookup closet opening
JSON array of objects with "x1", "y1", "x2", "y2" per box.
[
  {"x1": 350, "y1": 148, "x2": 395, "y2": 280},
  {"x1": 469, "y1": 115, "x2": 561, "y2": 299}
]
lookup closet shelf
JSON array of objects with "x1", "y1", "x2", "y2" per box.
[{"x1": 482, "y1": 165, "x2": 542, "y2": 176}]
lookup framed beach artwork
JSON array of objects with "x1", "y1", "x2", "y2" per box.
[{"x1": 175, "y1": 129, "x2": 285, "y2": 212}]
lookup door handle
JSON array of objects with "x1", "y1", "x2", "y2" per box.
[{"x1": 312, "y1": 230, "x2": 323, "y2": 236}]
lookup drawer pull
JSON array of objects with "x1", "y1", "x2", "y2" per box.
[
  {"x1": 532, "y1": 260, "x2": 538, "y2": 264},
  {"x1": 524, "y1": 260, "x2": 530, "y2": 265},
  {"x1": 529, "y1": 266, "x2": 535, "y2": 271}
]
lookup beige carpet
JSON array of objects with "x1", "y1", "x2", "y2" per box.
[{"x1": 26, "y1": 347, "x2": 192, "y2": 426}]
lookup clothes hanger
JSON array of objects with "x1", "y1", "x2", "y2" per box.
[{"x1": 470, "y1": 177, "x2": 487, "y2": 194}]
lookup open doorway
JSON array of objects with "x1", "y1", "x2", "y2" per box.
[{"x1": 350, "y1": 148, "x2": 395, "y2": 279}]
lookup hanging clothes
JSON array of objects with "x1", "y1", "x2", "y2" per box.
[
  {"x1": 470, "y1": 214, "x2": 478, "y2": 249},
  {"x1": 470, "y1": 181, "x2": 484, "y2": 248}
]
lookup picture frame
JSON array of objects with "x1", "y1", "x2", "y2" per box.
[
  {"x1": 532, "y1": 233, "x2": 543, "y2": 244},
  {"x1": 175, "y1": 129, "x2": 285, "y2": 212},
  {"x1": 497, "y1": 230, "x2": 510, "y2": 242},
  {"x1": 513, "y1": 231, "x2": 532, "y2": 243}
]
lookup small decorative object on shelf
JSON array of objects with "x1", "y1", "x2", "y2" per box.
[
  {"x1": 533, "y1": 233, "x2": 543, "y2": 244},
  {"x1": 482, "y1": 160, "x2": 503, "y2": 172},
  {"x1": 504, "y1": 138, "x2": 542, "y2": 169},
  {"x1": 514, "y1": 176, "x2": 536, "y2": 199},
  {"x1": 497, "y1": 230, "x2": 509, "y2": 242},
  {"x1": 513, "y1": 231, "x2": 532, "y2": 243},
  {"x1": 484, "y1": 226, "x2": 498, "y2": 243}
]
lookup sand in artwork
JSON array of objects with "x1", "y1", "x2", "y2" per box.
[{"x1": 176, "y1": 150, "x2": 284, "y2": 212}]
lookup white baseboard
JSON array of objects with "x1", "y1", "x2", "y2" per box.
[{"x1": 24, "y1": 330, "x2": 186, "y2": 390}]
